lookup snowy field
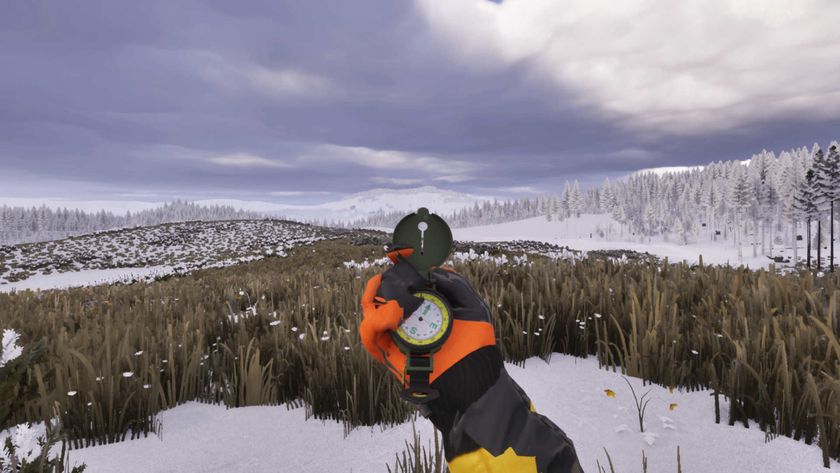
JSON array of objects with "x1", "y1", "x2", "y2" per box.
[
  {"x1": 451, "y1": 214, "x2": 837, "y2": 272},
  {"x1": 0, "y1": 220, "x2": 335, "y2": 290},
  {"x1": 61, "y1": 354, "x2": 838, "y2": 473},
  {"x1": 0, "y1": 266, "x2": 174, "y2": 294}
]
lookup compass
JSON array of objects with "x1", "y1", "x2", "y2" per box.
[
  {"x1": 390, "y1": 289, "x2": 453, "y2": 353},
  {"x1": 378, "y1": 207, "x2": 454, "y2": 404}
]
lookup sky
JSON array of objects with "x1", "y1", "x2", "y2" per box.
[{"x1": 2, "y1": 0, "x2": 840, "y2": 206}]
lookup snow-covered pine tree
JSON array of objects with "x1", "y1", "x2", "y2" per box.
[
  {"x1": 811, "y1": 145, "x2": 832, "y2": 271},
  {"x1": 728, "y1": 166, "x2": 753, "y2": 259},
  {"x1": 780, "y1": 153, "x2": 804, "y2": 263},
  {"x1": 549, "y1": 194, "x2": 560, "y2": 221},
  {"x1": 600, "y1": 178, "x2": 614, "y2": 213},
  {"x1": 570, "y1": 181, "x2": 583, "y2": 218},
  {"x1": 560, "y1": 182, "x2": 571, "y2": 220},
  {"x1": 756, "y1": 178, "x2": 778, "y2": 257},
  {"x1": 825, "y1": 144, "x2": 840, "y2": 272},
  {"x1": 794, "y1": 168, "x2": 819, "y2": 268}
]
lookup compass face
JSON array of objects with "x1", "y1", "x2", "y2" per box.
[{"x1": 394, "y1": 290, "x2": 451, "y2": 350}]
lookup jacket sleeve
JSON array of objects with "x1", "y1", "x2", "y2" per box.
[
  {"x1": 446, "y1": 368, "x2": 584, "y2": 473},
  {"x1": 426, "y1": 347, "x2": 585, "y2": 473}
]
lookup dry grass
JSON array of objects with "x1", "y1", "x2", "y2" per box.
[{"x1": 1, "y1": 238, "x2": 839, "y2": 468}]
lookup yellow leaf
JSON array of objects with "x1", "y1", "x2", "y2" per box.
[
  {"x1": 604, "y1": 389, "x2": 616, "y2": 398},
  {"x1": 669, "y1": 403, "x2": 678, "y2": 411}
]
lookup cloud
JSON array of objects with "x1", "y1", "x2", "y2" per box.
[
  {"x1": 370, "y1": 177, "x2": 425, "y2": 186},
  {"x1": 247, "y1": 66, "x2": 335, "y2": 98},
  {"x1": 206, "y1": 153, "x2": 290, "y2": 168},
  {"x1": 269, "y1": 190, "x2": 334, "y2": 196},
  {"x1": 304, "y1": 144, "x2": 481, "y2": 180},
  {"x1": 606, "y1": 148, "x2": 663, "y2": 164},
  {"x1": 498, "y1": 186, "x2": 542, "y2": 194},
  {"x1": 2, "y1": 0, "x2": 839, "y2": 203},
  {"x1": 417, "y1": 0, "x2": 840, "y2": 133}
]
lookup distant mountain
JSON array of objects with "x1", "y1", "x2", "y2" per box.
[{"x1": 198, "y1": 186, "x2": 492, "y2": 224}]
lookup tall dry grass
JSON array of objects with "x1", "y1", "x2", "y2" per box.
[{"x1": 1, "y1": 238, "x2": 839, "y2": 467}]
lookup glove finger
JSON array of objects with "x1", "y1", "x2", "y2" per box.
[
  {"x1": 361, "y1": 274, "x2": 383, "y2": 307},
  {"x1": 430, "y1": 267, "x2": 487, "y2": 311},
  {"x1": 360, "y1": 299, "x2": 403, "y2": 359},
  {"x1": 386, "y1": 243, "x2": 415, "y2": 264},
  {"x1": 452, "y1": 305, "x2": 492, "y2": 323},
  {"x1": 379, "y1": 257, "x2": 425, "y2": 315}
]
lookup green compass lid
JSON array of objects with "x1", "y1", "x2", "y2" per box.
[{"x1": 392, "y1": 207, "x2": 452, "y2": 279}]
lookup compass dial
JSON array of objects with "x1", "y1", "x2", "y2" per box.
[{"x1": 393, "y1": 290, "x2": 451, "y2": 351}]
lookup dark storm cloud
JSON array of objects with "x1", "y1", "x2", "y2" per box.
[{"x1": 1, "y1": 0, "x2": 839, "y2": 202}]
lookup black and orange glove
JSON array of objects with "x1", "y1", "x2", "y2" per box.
[
  {"x1": 359, "y1": 249, "x2": 426, "y2": 381},
  {"x1": 359, "y1": 257, "x2": 497, "y2": 386},
  {"x1": 360, "y1": 259, "x2": 585, "y2": 473}
]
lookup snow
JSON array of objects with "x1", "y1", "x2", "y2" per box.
[
  {"x1": 0, "y1": 266, "x2": 173, "y2": 293},
  {"x1": 63, "y1": 354, "x2": 838, "y2": 473},
  {"x1": 342, "y1": 257, "x2": 391, "y2": 271},
  {"x1": 0, "y1": 422, "x2": 52, "y2": 465},
  {"x1": 0, "y1": 220, "x2": 329, "y2": 287},
  {"x1": 1, "y1": 328, "x2": 23, "y2": 367},
  {"x1": 452, "y1": 214, "x2": 806, "y2": 271}
]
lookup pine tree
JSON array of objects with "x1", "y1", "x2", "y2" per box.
[
  {"x1": 560, "y1": 182, "x2": 571, "y2": 219},
  {"x1": 549, "y1": 194, "x2": 560, "y2": 221},
  {"x1": 570, "y1": 181, "x2": 583, "y2": 218},
  {"x1": 729, "y1": 168, "x2": 752, "y2": 259},
  {"x1": 794, "y1": 168, "x2": 819, "y2": 268},
  {"x1": 780, "y1": 157, "x2": 803, "y2": 263},
  {"x1": 825, "y1": 144, "x2": 840, "y2": 272},
  {"x1": 811, "y1": 145, "x2": 833, "y2": 270}
]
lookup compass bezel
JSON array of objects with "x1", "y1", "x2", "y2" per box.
[{"x1": 390, "y1": 289, "x2": 453, "y2": 353}]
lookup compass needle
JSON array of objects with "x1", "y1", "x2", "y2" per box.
[{"x1": 417, "y1": 221, "x2": 428, "y2": 254}]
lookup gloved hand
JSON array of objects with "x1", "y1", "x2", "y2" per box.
[
  {"x1": 360, "y1": 255, "x2": 584, "y2": 473},
  {"x1": 359, "y1": 244, "x2": 428, "y2": 380},
  {"x1": 426, "y1": 268, "x2": 584, "y2": 473},
  {"x1": 359, "y1": 258, "x2": 497, "y2": 387}
]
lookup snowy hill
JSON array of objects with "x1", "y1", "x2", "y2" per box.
[
  {"x1": 0, "y1": 220, "x2": 386, "y2": 292},
  {"x1": 198, "y1": 186, "x2": 491, "y2": 224}
]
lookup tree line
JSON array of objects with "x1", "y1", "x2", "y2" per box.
[{"x1": 0, "y1": 200, "x2": 261, "y2": 245}]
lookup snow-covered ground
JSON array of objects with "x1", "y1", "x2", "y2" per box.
[
  {"x1": 61, "y1": 354, "x2": 837, "y2": 473},
  {"x1": 452, "y1": 214, "x2": 835, "y2": 271},
  {"x1": 0, "y1": 220, "x2": 333, "y2": 289},
  {"x1": 0, "y1": 266, "x2": 173, "y2": 293}
]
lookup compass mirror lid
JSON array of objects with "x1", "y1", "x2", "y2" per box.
[{"x1": 392, "y1": 207, "x2": 452, "y2": 279}]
